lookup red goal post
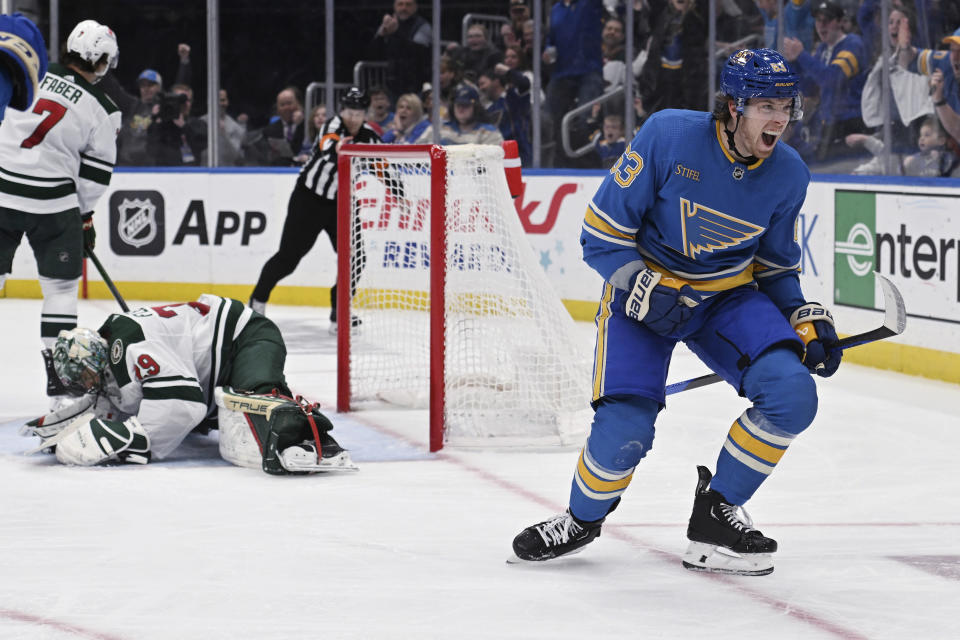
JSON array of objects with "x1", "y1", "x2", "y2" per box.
[{"x1": 336, "y1": 143, "x2": 590, "y2": 451}]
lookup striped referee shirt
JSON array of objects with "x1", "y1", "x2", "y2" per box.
[{"x1": 297, "y1": 115, "x2": 381, "y2": 200}]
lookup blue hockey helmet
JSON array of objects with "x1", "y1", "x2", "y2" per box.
[
  {"x1": 720, "y1": 48, "x2": 802, "y2": 120},
  {"x1": 0, "y1": 12, "x2": 49, "y2": 112}
]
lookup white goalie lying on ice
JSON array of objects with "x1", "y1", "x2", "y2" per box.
[{"x1": 21, "y1": 295, "x2": 357, "y2": 475}]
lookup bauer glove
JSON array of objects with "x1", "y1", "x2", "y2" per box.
[
  {"x1": 624, "y1": 267, "x2": 701, "y2": 336},
  {"x1": 81, "y1": 212, "x2": 95, "y2": 252},
  {"x1": 789, "y1": 302, "x2": 842, "y2": 377}
]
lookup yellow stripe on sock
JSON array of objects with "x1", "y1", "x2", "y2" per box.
[
  {"x1": 727, "y1": 419, "x2": 787, "y2": 465},
  {"x1": 576, "y1": 450, "x2": 634, "y2": 493}
]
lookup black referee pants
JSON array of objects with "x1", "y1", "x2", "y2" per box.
[{"x1": 251, "y1": 184, "x2": 363, "y2": 314}]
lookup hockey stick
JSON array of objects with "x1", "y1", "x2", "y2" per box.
[
  {"x1": 85, "y1": 247, "x2": 129, "y2": 312},
  {"x1": 665, "y1": 273, "x2": 906, "y2": 396}
]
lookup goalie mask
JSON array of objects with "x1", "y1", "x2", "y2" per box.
[
  {"x1": 721, "y1": 48, "x2": 802, "y2": 121},
  {"x1": 66, "y1": 19, "x2": 118, "y2": 78},
  {"x1": 52, "y1": 328, "x2": 109, "y2": 396}
]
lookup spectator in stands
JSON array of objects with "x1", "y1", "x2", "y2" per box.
[
  {"x1": 99, "y1": 43, "x2": 193, "y2": 166},
  {"x1": 450, "y1": 24, "x2": 503, "y2": 84},
  {"x1": 382, "y1": 93, "x2": 433, "y2": 143},
  {"x1": 899, "y1": 26, "x2": 960, "y2": 146},
  {"x1": 521, "y1": 19, "x2": 536, "y2": 64},
  {"x1": 637, "y1": 0, "x2": 709, "y2": 113},
  {"x1": 366, "y1": 86, "x2": 395, "y2": 135},
  {"x1": 543, "y1": 0, "x2": 606, "y2": 166},
  {"x1": 859, "y1": 6, "x2": 933, "y2": 155},
  {"x1": 590, "y1": 112, "x2": 627, "y2": 169},
  {"x1": 602, "y1": 16, "x2": 627, "y2": 64},
  {"x1": 261, "y1": 86, "x2": 306, "y2": 166},
  {"x1": 200, "y1": 88, "x2": 246, "y2": 166},
  {"x1": 846, "y1": 115, "x2": 959, "y2": 176},
  {"x1": 753, "y1": 0, "x2": 814, "y2": 51},
  {"x1": 501, "y1": 22, "x2": 521, "y2": 52},
  {"x1": 509, "y1": 0, "x2": 531, "y2": 36},
  {"x1": 783, "y1": 1, "x2": 868, "y2": 162},
  {"x1": 479, "y1": 66, "x2": 532, "y2": 164},
  {"x1": 440, "y1": 85, "x2": 504, "y2": 145},
  {"x1": 369, "y1": 0, "x2": 432, "y2": 99},
  {"x1": 438, "y1": 55, "x2": 469, "y2": 121},
  {"x1": 147, "y1": 84, "x2": 207, "y2": 166},
  {"x1": 300, "y1": 104, "x2": 327, "y2": 151}
]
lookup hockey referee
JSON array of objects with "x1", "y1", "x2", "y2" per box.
[{"x1": 249, "y1": 87, "x2": 380, "y2": 331}]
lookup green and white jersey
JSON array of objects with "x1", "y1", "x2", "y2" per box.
[
  {"x1": 98, "y1": 295, "x2": 254, "y2": 459},
  {"x1": 0, "y1": 63, "x2": 120, "y2": 215}
]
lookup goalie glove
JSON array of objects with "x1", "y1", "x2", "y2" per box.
[
  {"x1": 624, "y1": 268, "x2": 702, "y2": 336},
  {"x1": 21, "y1": 392, "x2": 122, "y2": 439},
  {"x1": 789, "y1": 302, "x2": 842, "y2": 377},
  {"x1": 52, "y1": 415, "x2": 151, "y2": 466}
]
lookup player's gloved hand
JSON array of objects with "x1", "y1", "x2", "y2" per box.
[
  {"x1": 20, "y1": 393, "x2": 97, "y2": 439},
  {"x1": 789, "y1": 302, "x2": 842, "y2": 377},
  {"x1": 624, "y1": 268, "x2": 702, "y2": 336},
  {"x1": 81, "y1": 212, "x2": 95, "y2": 252}
]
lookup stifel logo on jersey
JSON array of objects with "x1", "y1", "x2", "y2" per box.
[{"x1": 679, "y1": 198, "x2": 765, "y2": 259}]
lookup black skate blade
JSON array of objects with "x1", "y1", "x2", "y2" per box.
[
  {"x1": 505, "y1": 545, "x2": 587, "y2": 565},
  {"x1": 681, "y1": 560, "x2": 774, "y2": 576}
]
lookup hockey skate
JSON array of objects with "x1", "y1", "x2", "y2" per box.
[
  {"x1": 508, "y1": 507, "x2": 610, "y2": 563},
  {"x1": 279, "y1": 433, "x2": 358, "y2": 473},
  {"x1": 328, "y1": 309, "x2": 362, "y2": 336},
  {"x1": 682, "y1": 466, "x2": 777, "y2": 576}
]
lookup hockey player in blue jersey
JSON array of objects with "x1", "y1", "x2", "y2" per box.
[
  {"x1": 0, "y1": 12, "x2": 47, "y2": 121},
  {"x1": 510, "y1": 49, "x2": 842, "y2": 575}
]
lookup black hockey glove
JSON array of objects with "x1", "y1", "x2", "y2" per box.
[
  {"x1": 81, "y1": 212, "x2": 95, "y2": 253},
  {"x1": 624, "y1": 267, "x2": 701, "y2": 336},
  {"x1": 789, "y1": 303, "x2": 842, "y2": 377}
]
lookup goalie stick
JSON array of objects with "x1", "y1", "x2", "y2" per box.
[
  {"x1": 85, "y1": 246, "x2": 129, "y2": 312},
  {"x1": 665, "y1": 273, "x2": 907, "y2": 396}
]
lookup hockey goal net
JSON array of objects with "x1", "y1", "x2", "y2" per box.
[{"x1": 336, "y1": 143, "x2": 591, "y2": 451}]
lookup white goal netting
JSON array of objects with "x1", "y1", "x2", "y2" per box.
[{"x1": 341, "y1": 144, "x2": 592, "y2": 448}]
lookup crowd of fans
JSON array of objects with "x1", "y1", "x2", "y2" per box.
[{"x1": 99, "y1": 0, "x2": 960, "y2": 176}]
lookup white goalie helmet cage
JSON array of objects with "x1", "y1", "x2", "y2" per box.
[{"x1": 67, "y1": 19, "x2": 119, "y2": 76}]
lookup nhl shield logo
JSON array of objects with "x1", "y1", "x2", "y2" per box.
[
  {"x1": 732, "y1": 166, "x2": 745, "y2": 180},
  {"x1": 117, "y1": 198, "x2": 158, "y2": 248},
  {"x1": 109, "y1": 190, "x2": 165, "y2": 256}
]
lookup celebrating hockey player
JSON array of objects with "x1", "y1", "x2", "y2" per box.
[
  {"x1": 0, "y1": 12, "x2": 47, "y2": 122},
  {"x1": 20, "y1": 294, "x2": 357, "y2": 474},
  {"x1": 510, "y1": 49, "x2": 842, "y2": 575},
  {"x1": 0, "y1": 19, "x2": 120, "y2": 406}
]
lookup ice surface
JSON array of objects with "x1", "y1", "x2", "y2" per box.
[{"x1": 1, "y1": 298, "x2": 958, "y2": 639}]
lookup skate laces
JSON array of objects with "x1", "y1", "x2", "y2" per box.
[
  {"x1": 536, "y1": 512, "x2": 583, "y2": 546},
  {"x1": 718, "y1": 501, "x2": 756, "y2": 533}
]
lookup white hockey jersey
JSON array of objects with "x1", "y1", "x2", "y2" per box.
[
  {"x1": 98, "y1": 295, "x2": 254, "y2": 459},
  {"x1": 0, "y1": 62, "x2": 120, "y2": 215}
]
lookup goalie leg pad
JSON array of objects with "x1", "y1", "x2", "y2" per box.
[
  {"x1": 216, "y1": 402, "x2": 266, "y2": 470},
  {"x1": 215, "y1": 387, "x2": 354, "y2": 475},
  {"x1": 54, "y1": 415, "x2": 150, "y2": 466}
]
